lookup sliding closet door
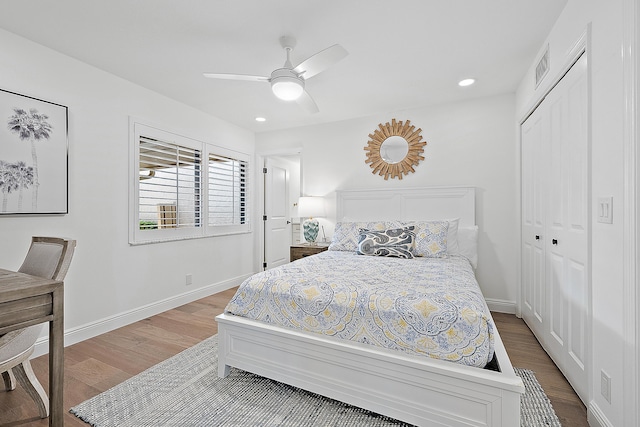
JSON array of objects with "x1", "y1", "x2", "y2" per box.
[{"x1": 520, "y1": 52, "x2": 589, "y2": 404}]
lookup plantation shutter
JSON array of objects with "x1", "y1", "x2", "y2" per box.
[
  {"x1": 130, "y1": 121, "x2": 251, "y2": 244},
  {"x1": 208, "y1": 153, "x2": 247, "y2": 227},
  {"x1": 138, "y1": 136, "x2": 201, "y2": 230}
]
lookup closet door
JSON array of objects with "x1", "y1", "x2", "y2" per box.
[
  {"x1": 520, "y1": 52, "x2": 589, "y2": 404},
  {"x1": 544, "y1": 53, "x2": 589, "y2": 403},
  {"x1": 521, "y1": 106, "x2": 547, "y2": 341}
]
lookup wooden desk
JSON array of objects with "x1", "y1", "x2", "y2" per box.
[{"x1": 0, "y1": 268, "x2": 64, "y2": 427}]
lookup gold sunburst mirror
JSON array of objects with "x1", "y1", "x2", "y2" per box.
[{"x1": 364, "y1": 119, "x2": 426, "y2": 180}]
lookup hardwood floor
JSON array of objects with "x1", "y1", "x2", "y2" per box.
[
  {"x1": 0, "y1": 288, "x2": 588, "y2": 426},
  {"x1": 492, "y1": 312, "x2": 588, "y2": 427}
]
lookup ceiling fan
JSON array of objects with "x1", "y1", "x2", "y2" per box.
[{"x1": 203, "y1": 36, "x2": 348, "y2": 114}]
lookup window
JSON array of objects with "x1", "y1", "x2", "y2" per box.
[
  {"x1": 130, "y1": 121, "x2": 250, "y2": 244},
  {"x1": 208, "y1": 153, "x2": 247, "y2": 228},
  {"x1": 138, "y1": 136, "x2": 201, "y2": 230}
]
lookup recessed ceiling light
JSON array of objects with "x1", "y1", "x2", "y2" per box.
[
  {"x1": 255, "y1": 117, "x2": 266, "y2": 122},
  {"x1": 458, "y1": 78, "x2": 476, "y2": 87}
]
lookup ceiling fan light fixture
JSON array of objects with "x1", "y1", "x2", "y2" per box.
[
  {"x1": 204, "y1": 37, "x2": 348, "y2": 112},
  {"x1": 271, "y1": 77, "x2": 304, "y2": 101}
]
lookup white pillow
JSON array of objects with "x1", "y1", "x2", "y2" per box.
[
  {"x1": 457, "y1": 226, "x2": 478, "y2": 269},
  {"x1": 445, "y1": 218, "x2": 459, "y2": 255}
]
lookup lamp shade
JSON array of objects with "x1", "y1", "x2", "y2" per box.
[
  {"x1": 298, "y1": 196, "x2": 325, "y2": 218},
  {"x1": 271, "y1": 76, "x2": 304, "y2": 101}
]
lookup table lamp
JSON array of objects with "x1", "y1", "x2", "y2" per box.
[{"x1": 297, "y1": 196, "x2": 325, "y2": 244}]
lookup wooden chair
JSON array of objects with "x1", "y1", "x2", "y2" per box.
[{"x1": 0, "y1": 237, "x2": 76, "y2": 418}]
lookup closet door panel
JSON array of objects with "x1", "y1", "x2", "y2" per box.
[
  {"x1": 568, "y1": 260, "x2": 587, "y2": 371},
  {"x1": 548, "y1": 250, "x2": 566, "y2": 349},
  {"x1": 562, "y1": 55, "x2": 589, "y2": 403},
  {"x1": 545, "y1": 85, "x2": 569, "y2": 364},
  {"x1": 521, "y1": 109, "x2": 546, "y2": 338},
  {"x1": 548, "y1": 97, "x2": 567, "y2": 234},
  {"x1": 567, "y1": 64, "x2": 589, "y2": 236},
  {"x1": 522, "y1": 244, "x2": 532, "y2": 309},
  {"x1": 534, "y1": 245, "x2": 545, "y2": 323},
  {"x1": 520, "y1": 52, "x2": 589, "y2": 404}
]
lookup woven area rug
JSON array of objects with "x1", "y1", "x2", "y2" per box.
[{"x1": 71, "y1": 335, "x2": 561, "y2": 427}]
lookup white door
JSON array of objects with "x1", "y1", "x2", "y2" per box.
[
  {"x1": 521, "y1": 106, "x2": 547, "y2": 341},
  {"x1": 545, "y1": 53, "x2": 589, "y2": 403},
  {"x1": 521, "y1": 52, "x2": 589, "y2": 404},
  {"x1": 264, "y1": 158, "x2": 291, "y2": 270}
]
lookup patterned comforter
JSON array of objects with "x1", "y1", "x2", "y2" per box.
[{"x1": 225, "y1": 251, "x2": 494, "y2": 368}]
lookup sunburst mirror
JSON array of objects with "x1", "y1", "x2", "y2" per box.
[{"x1": 364, "y1": 119, "x2": 426, "y2": 180}]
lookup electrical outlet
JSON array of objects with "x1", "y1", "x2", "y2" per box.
[
  {"x1": 601, "y1": 370, "x2": 611, "y2": 403},
  {"x1": 185, "y1": 274, "x2": 193, "y2": 286}
]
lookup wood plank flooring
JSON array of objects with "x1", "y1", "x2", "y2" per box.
[
  {"x1": 491, "y1": 312, "x2": 588, "y2": 427},
  {"x1": 1, "y1": 288, "x2": 588, "y2": 426}
]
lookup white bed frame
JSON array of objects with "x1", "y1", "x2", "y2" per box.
[{"x1": 216, "y1": 187, "x2": 524, "y2": 427}]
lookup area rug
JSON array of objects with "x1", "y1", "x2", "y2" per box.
[{"x1": 70, "y1": 335, "x2": 561, "y2": 427}]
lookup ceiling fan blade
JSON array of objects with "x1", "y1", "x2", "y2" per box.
[
  {"x1": 203, "y1": 73, "x2": 269, "y2": 82},
  {"x1": 296, "y1": 90, "x2": 319, "y2": 114},
  {"x1": 293, "y1": 44, "x2": 348, "y2": 79}
]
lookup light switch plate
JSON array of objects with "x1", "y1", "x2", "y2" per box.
[
  {"x1": 597, "y1": 197, "x2": 613, "y2": 224},
  {"x1": 601, "y1": 370, "x2": 611, "y2": 403}
]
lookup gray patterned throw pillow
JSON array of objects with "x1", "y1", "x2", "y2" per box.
[
  {"x1": 357, "y1": 226, "x2": 416, "y2": 259},
  {"x1": 329, "y1": 221, "x2": 401, "y2": 252}
]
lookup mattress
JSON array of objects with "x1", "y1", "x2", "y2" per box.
[{"x1": 225, "y1": 251, "x2": 494, "y2": 368}]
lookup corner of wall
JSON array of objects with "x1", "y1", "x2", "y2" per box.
[{"x1": 485, "y1": 298, "x2": 517, "y2": 314}]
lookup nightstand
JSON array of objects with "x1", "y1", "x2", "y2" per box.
[{"x1": 290, "y1": 242, "x2": 329, "y2": 262}]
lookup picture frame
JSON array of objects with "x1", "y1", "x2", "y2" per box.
[{"x1": 0, "y1": 89, "x2": 68, "y2": 214}]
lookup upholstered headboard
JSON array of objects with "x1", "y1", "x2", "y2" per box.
[{"x1": 335, "y1": 186, "x2": 476, "y2": 227}]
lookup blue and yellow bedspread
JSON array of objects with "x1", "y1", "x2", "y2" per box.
[{"x1": 225, "y1": 251, "x2": 494, "y2": 368}]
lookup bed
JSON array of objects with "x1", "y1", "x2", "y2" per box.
[{"x1": 216, "y1": 187, "x2": 524, "y2": 427}]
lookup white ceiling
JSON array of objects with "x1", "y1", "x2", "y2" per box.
[{"x1": 0, "y1": 1, "x2": 566, "y2": 133}]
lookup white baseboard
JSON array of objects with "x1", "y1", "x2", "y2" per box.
[
  {"x1": 486, "y1": 298, "x2": 517, "y2": 314},
  {"x1": 32, "y1": 273, "x2": 251, "y2": 358},
  {"x1": 588, "y1": 401, "x2": 614, "y2": 427}
]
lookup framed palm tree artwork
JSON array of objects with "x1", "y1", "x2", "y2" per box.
[{"x1": 0, "y1": 89, "x2": 68, "y2": 214}]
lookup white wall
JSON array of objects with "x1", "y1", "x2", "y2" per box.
[
  {"x1": 0, "y1": 29, "x2": 257, "y2": 349},
  {"x1": 516, "y1": 1, "x2": 630, "y2": 425},
  {"x1": 257, "y1": 94, "x2": 518, "y2": 307}
]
